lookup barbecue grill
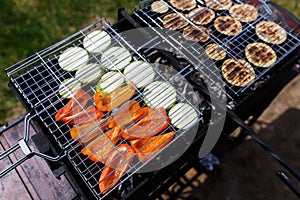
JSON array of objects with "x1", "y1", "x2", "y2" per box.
[{"x1": 1, "y1": 0, "x2": 300, "y2": 199}]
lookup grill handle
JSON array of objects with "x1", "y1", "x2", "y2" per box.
[
  {"x1": 0, "y1": 113, "x2": 65, "y2": 178},
  {"x1": 277, "y1": 171, "x2": 300, "y2": 198}
]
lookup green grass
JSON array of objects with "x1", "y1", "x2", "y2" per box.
[
  {"x1": 0, "y1": 0, "x2": 299, "y2": 124},
  {"x1": 0, "y1": 0, "x2": 140, "y2": 124}
]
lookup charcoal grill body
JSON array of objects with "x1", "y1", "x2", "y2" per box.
[{"x1": 1, "y1": 0, "x2": 300, "y2": 199}]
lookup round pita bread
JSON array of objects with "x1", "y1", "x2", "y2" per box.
[{"x1": 222, "y1": 59, "x2": 255, "y2": 87}]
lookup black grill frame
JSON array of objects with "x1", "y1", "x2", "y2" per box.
[{"x1": 3, "y1": 1, "x2": 300, "y2": 199}]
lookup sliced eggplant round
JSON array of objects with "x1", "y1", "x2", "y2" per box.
[
  {"x1": 58, "y1": 78, "x2": 81, "y2": 99},
  {"x1": 143, "y1": 81, "x2": 177, "y2": 109},
  {"x1": 58, "y1": 47, "x2": 89, "y2": 71},
  {"x1": 96, "y1": 71, "x2": 125, "y2": 93},
  {"x1": 123, "y1": 61, "x2": 155, "y2": 88},
  {"x1": 75, "y1": 63, "x2": 104, "y2": 84},
  {"x1": 83, "y1": 30, "x2": 111, "y2": 53},
  {"x1": 101, "y1": 46, "x2": 132, "y2": 71},
  {"x1": 168, "y1": 103, "x2": 198, "y2": 130}
]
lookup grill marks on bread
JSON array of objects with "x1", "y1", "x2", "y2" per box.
[
  {"x1": 204, "y1": 0, "x2": 232, "y2": 10},
  {"x1": 183, "y1": 25, "x2": 210, "y2": 42},
  {"x1": 222, "y1": 59, "x2": 255, "y2": 87},
  {"x1": 205, "y1": 43, "x2": 226, "y2": 60},
  {"x1": 163, "y1": 13, "x2": 189, "y2": 30},
  {"x1": 214, "y1": 16, "x2": 242, "y2": 36},
  {"x1": 229, "y1": 4, "x2": 258, "y2": 22},
  {"x1": 188, "y1": 7, "x2": 215, "y2": 25},
  {"x1": 245, "y1": 42, "x2": 277, "y2": 68},
  {"x1": 256, "y1": 21, "x2": 287, "y2": 44},
  {"x1": 170, "y1": 0, "x2": 197, "y2": 11}
]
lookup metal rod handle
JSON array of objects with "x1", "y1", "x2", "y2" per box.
[
  {"x1": 277, "y1": 171, "x2": 300, "y2": 198},
  {"x1": 0, "y1": 113, "x2": 65, "y2": 178},
  {"x1": 0, "y1": 153, "x2": 33, "y2": 179}
]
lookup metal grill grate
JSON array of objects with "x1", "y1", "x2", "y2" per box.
[
  {"x1": 133, "y1": 0, "x2": 300, "y2": 102},
  {"x1": 5, "y1": 17, "x2": 207, "y2": 199}
]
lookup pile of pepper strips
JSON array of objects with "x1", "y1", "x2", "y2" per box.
[{"x1": 55, "y1": 83, "x2": 175, "y2": 194}]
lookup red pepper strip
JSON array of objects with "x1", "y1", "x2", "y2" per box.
[
  {"x1": 59, "y1": 106, "x2": 104, "y2": 125},
  {"x1": 129, "y1": 131, "x2": 175, "y2": 163},
  {"x1": 99, "y1": 144, "x2": 135, "y2": 194},
  {"x1": 94, "y1": 83, "x2": 136, "y2": 112},
  {"x1": 107, "y1": 101, "x2": 150, "y2": 129},
  {"x1": 121, "y1": 107, "x2": 170, "y2": 140},
  {"x1": 81, "y1": 127, "x2": 122, "y2": 164},
  {"x1": 55, "y1": 88, "x2": 90, "y2": 121},
  {"x1": 70, "y1": 119, "x2": 109, "y2": 143}
]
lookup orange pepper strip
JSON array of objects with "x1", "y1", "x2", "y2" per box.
[
  {"x1": 121, "y1": 107, "x2": 170, "y2": 140},
  {"x1": 81, "y1": 127, "x2": 122, "y2": 164},
  {"x1": 70, "y1": 119, "x2": 108, "y2": 143},
  {"x1": 94, "y1": 83, "x2": 136, "y2": 112},
  {"x1": 129, "y1": 131, "x2": 175, "y2": 163},
  {"x1": 60, "y1": 106, "x2": 104, "y2": 125},
  {"x1": 99, "y1": 144, "x2": 135, "y2": 194},
  {"x1": 55, "y1": 88, "x2": 90, "y2": 121},
  {"x1": 107, "y1": 101, "x2": 150, "y2": 129}
]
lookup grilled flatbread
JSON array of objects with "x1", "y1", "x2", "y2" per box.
[
  {"x1": 245, "y1": 42, "x2": 277, "y2": 68},
  {"x1": 205, "y1": 43, "x2": 226, "y2": 60},
  {"x1": 163, "y1": 13, "x2": 189, "y2": 30},
  {"x1": 222, "y1": 59, "x2": 255, "y2": 87},
  {"x1": 151, "y1": 1, "x2": 169, "y2": 13},
  {"x1": 170, "y1": 0, "x2": 197, "y2": 11},
  {"x1": 214, "y1": 16, "x2": 242, "y2": 36},
  {"x1": 204, "y1": 0, "x2": 232, "y2": 10},
  {"x1": 229, "y1": 4, "x2": 258, "y2": 23},
  {"x1": 256, "y1": 21, "x2": 287, "y2": 44},
  {"x1": 188, "y1": 7, "x2": 215, "y2": 25},
  {"x1": 183, "y1": 25, "x2": 210, "y2": 42}
]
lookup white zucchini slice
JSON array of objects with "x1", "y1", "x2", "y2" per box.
[
  {"x1": 96, "y1": 71, "x2": 125, "y2": 93},
  {"x1": 83, "y1": 30, "x2": 111, "y2": 53},
  {"x1": 58, "y1": 47, "x2": 89, "y2": 71},
  {"x1": 101, "y1": 46, "x2": 132, "y2": 70},
  {"x1": 143, "y1": 81, "x2": 177, "y2": 109},
  {"x1": 75, "y1": 63, "x2": 103, "y2": 84},
  {"x1": 58, "y1": 78, "x2": 81, "y2": 99},
  {"x1": 123, "y1": 61, "x2": 155, "y2": 88},
  {"x1": 168, "y1": 103, "x2": 198, "y2": 130}
]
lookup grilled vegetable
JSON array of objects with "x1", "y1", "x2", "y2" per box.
[
  {"x1": 58, "y1": 47, "x2": 89, "y2": 71},
  {"x1": 96, "y1": 71, "x2": 125, "y2": 93},
  {"x1": 94, "y1": 83, "x2": 136, "y2": 112},
  {"x1": 75, "y1": 63, "x2": 103, "y2": 84},
  {"x1": 101, "y1": 46, "x2": 132, "y2": 71},
  {"x1": 99, "y1": 144, "x2": 135, "y2": 194},
  {"x1": 123, "y1": 61, "x2": 155, "y2": 88},
  {"x1": 55, "y1": 88, "x2": 90, "y2": 121},
  {"x1": 130, "y1": 131, "x2": 175, "y2": 163},
  {"x1": 83, "y1": 30, "x2": 111, "y2": 53},
  {"x1": 168, "y1": 103, "x2": 198, "y2": 130},
  {"x1": 107, "y1": 100, "x2": 150, "y2": 128},
  {"x1": 121, "y1": 107, "x2": 170, "y2": 140},
  {"x1": 58, "y1": 78, "x2": 81, "y2": 99},
  {"x1": 70, "y1": 119, "x2": 108, "y2": 143},
  {"x1": 81, "y1": 126, "x2": 122, "y2": 164},
  {"x1": 59, "y1": 105, "x2": 103, "y2": 125},
  {"x1": 143, "y1": 81, "x2": 177, "y2": 109}
]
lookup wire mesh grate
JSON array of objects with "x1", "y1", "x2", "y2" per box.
[{"x1": 133, "y1": 0, "x2": 300, "y2": 101}]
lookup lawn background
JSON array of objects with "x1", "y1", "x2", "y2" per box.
[{"x1": 0, "y1": 0, "x2": 299, "y2": 124}]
